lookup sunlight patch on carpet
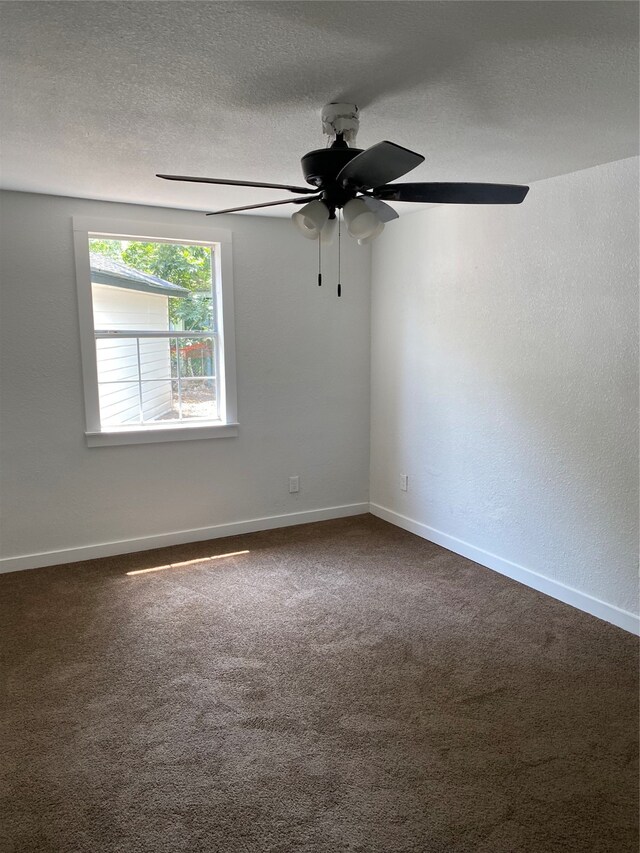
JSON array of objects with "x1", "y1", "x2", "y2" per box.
[{"x1": 126, "y1": 550, "x2": 250, "y2": 576}]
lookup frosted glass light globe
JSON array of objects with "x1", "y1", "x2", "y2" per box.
[
  {"x1": 292, "y1": 200, "x2": 330, "y2": 240},
  {"x1": 343, "y1": 198, "x2": 381, "y2": 239}
]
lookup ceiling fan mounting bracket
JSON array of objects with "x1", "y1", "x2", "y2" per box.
[{"x1": 321, "y1": 103, "x2": 360, "y2": 145}]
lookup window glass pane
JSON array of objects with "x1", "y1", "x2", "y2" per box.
[
  {"x1": 139, "y1": 337, "x2": 172, "y2": 381},
  {"x1": 88, "y1": 238, "x2": 214, "y2": 333},
  {"x1": 140, "y1": 377, "x2": 217, "y2": 423},
  {"x1": 137, "y1": 380, "x2": 177, "y2": 423},
  {"x1": 174, "y1": 378, "x2": 217, "y2": 421},
  {"x1": 172, "y1": 337, "x2": 215, "y2": 379},
  {"x1": 95, "y1": 336, "x2": 218, "y2": 425},
  {"x1": 96, "y1": 337, "x2": 139, "y2": 383},
  {"x1": 97, "y1": 382, "x2": 142, "y2": 426}
]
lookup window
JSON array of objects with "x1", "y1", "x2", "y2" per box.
[{"x1": 73, "y1": 217, "x2": 237, "y2": 446}]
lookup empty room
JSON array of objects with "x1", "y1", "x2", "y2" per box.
[{"x1": 0, "y1": 2, "x2": 638, "y2": 851}]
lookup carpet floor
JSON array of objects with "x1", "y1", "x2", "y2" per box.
[{"x1": 1, "y1": 514, "x2": 637, "y2": 853}]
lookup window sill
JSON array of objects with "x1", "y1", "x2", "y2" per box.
[{"x1": 85, "y1": 422, "x2": 239, "y2": 447}]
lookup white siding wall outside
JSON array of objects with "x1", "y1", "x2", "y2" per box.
[{"x1": 92, "y1": 284, "x2": 173, "y2": 424}]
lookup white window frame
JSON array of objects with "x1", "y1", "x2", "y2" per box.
[{"x1": 73, "y1": 216, "x2": 238, "y2": 446}]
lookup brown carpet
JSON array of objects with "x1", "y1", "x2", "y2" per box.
[{"x1": 0, "y1": 514, "x2": 637, "y2": 853}]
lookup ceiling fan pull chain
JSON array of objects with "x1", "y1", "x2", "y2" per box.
[
  {"x1": 337, "y1": 211, "x2": 342, "y2": 297},
  {"x1": 318, "y1": 235, "x2": 322, "y2": 286}
]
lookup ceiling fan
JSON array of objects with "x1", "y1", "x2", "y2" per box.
[{"x1": 157, "y1": 103, "x2": 529, "y2": 245}]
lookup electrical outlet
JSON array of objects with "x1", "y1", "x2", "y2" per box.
[
  {"x1": 289, "y1": 475, "x2": 299, "y2": 494},
  {"x1": 400, "y1": 474, "x2": 409, "y2": 492}
]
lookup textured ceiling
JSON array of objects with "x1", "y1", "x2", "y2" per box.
[{"x1": 0, "y1": 1, "x2": 638, "y2": 217}]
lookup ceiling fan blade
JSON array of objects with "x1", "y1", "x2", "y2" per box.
[
  {"x1": 205, "y1": 195, "x2": 320, "y2": 216},
  {"x1": 373, "y1": 182, "x2": 529, "y2": 204},
  {"x1": 360, "y1": 196, "x2": 399, "y2": 222},
  {"x1": 157, "y1": 174, "x2": 317, "y2": 195},
  {"x1": 337, "y1": 141, "x2": 425, "y2": 191}
]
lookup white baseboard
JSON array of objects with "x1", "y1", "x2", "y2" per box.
[
  {"x1": 370, "y1": 503, "x2": 640, "y2": 636},
  {"x1": 4, "y1": 500, "x2": 637, "y2": 637},
  {"x1": 0, "y1": 503, "x2": 369, "y2": 574}
]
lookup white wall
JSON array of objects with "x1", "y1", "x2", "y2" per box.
[
  {"x1": 0, "y1": 191, "x2": 371, "y2": 566},
  {"x1": 370, "y1": 157, "x2": 639, "y2": 630}
]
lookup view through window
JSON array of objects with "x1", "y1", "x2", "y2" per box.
[{"x1": 88, "y1": 237, "x2": 218, "y2": 427}]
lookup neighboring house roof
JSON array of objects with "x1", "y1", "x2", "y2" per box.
[{"x1": 90, "y1": 253, "x2": 189, "y2": 298}]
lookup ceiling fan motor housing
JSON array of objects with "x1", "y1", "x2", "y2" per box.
[{"x1": 301, "y1": 145, "x2": 363, "y2": 192}]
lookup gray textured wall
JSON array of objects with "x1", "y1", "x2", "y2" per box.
[
  {"x1": 0, "y1": 192, "x2": 371, "y2": 564},
  {"x1": 370, "y1": 157, "x2": 639, "y2": 619}
]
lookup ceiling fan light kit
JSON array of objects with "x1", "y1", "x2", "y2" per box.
[
  {"x1": 292, "y1": 199, "x2": 330, "y2": 239},
  {"x1": 343, "y1": 197, "x2": 381, "y2": 240}
]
